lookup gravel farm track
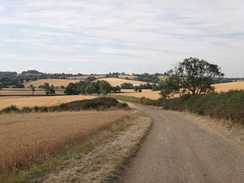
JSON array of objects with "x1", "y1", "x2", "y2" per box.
[{"x1": 117, "y1": 103, "x2": 244, "y2": 183}]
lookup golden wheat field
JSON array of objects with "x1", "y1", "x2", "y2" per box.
[
  {"x1": 213, "y1": 81, "x2": 244, "y2": 92},
  {"x1": 0, "y1": 88, "x2": 65, "y2": 96},
  {"x1": 97, "y1": 78, "x2": 152, "y2": 86},
  {"x1": 24, "y1": 79, "x2": 79, "y2": 87},
  {"x1": 0, "y1": 110, "x2": 131, "y2": 171},
  {"x1": 0, "y1": 95, "x2": 95, "y2": 110}
]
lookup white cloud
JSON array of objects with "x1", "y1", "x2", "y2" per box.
[{"x1": 0, "y1": 0, "x2": 244, "y2": 77}]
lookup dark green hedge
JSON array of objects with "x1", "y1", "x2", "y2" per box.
[{"x1": 109, "y1": 90, "x2": 244, "y2": 124}]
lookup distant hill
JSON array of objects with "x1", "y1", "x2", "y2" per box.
[
  {"x1": 21, "y1": 70, "x2": 44, "y2": 75},
  {"x1": 0, "y1": 72, "x2": 17, "y2": 77}
]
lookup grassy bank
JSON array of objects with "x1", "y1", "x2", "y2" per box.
[{"x1": 109, "y1": 90, "x2": 244, "y2": 124}]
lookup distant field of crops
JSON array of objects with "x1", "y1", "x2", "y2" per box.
[
  {"x1": 157, "y1": 76, "x2": 168, "y2": 81},
  {"x1": 24, "y1": 79, "x2": 79, "y2": 87},
  {"x1": 213, "y1": 82, "x2": 244, "y2": 92},
  {"x1": 118, "y1": 75, "x2": 137, "y2": 80},
  {"x1": 0, "y1": 95, "x2": 95, "y2": 110},
  {"x1": 0, "y1": 88, "x2": 65, "y2": 96},
  {"x1": 97, "y1": 78, "x2": 152, "y2": 87}
]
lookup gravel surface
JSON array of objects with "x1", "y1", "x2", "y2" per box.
[{"x1": 117, "y1": 104, "x2": 244, "y2": 183}]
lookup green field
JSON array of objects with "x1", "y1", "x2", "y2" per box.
[{"x1": 118, "y1": 75, "x2": 138, "y2": 80}]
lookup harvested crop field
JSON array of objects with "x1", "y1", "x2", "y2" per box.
[
  {"x1": 97, "y1": 78, "x2": 152, "y2": 87},
  {"x1": 0, "y1": 95, "x2": 95, "y2": 110},
  {"x1": 24, "y1": 79, "x2": 79, "y2": 87},
  {"x1": 213, "y1": 81, "x2": 244, "y2": 92},
  {"x1": 0, "y1": 110, "x2": 131, "y2": 171},
  {"x1": 114, "y1": 89, "x2": 161, "y2": 100},
  {"x1": 0, "y1": 88, "x2": 65, "y2": 96}
]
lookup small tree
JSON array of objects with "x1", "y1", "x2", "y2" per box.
[
  {"x1": 29, "y1": 84, "x2": 36, "y2": 95},
  {"x1": 161, "y1": 57, "x2": 224, "y2": 98},
  {"x1": 42, "y1": 83, "x2": 51, "y2": 95},
  {"x1": 50, "y1": 85, "x2": 55, "y2": 95},
  {"x1": 64, "y1": 83, "x2": 80, "y2": 95},
  {"x1": 134, "y1": 86, "x2": 140, "y2": 92},
  {"x1": 98, "y1": 80, "x2": 112, "y2": 95}
]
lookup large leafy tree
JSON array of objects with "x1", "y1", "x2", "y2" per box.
[{"x1": 161, "y1": 57, "x2": 224, "y2": 98}]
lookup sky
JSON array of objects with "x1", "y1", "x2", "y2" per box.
[{"x1": 0, "y1": 0, "x2": 244, "y2": 77}]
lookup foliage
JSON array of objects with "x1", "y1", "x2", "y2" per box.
[
  {"x1": 134, "y1": 86, "x2": 140, "y2": 92},
  {"x1": 29, "y1": 84, "x2": 36, "y2": 95},
  {"x1": 120, "y1": 83, "x2": 134, "y2": 89},
  {"x1": 12, "y1": 83, "x2": 25, "y2": 88},
  {"x1": 162, "y1": 57, "x2": 224, "y2": 98},
  {"x1": 41, "y1": 83, "x2": 55, "y2": 95},
  {"x1": 139, "y1": 83, "x2": 153, "y2": 89},
  {"x1": 111, "y1": 86, "x2": 121, "y2": 93},
  {"x1": 109, "y1": 90, "x2": 244, "y2": 124},
  {"x1": 134, "y1": 73, "x2": 159, "y2": 83},
  {"x1": 1, "y1": 105, "x2": 20, "y2": 113},
  {"x1": 98, "y1": 80, "x2": 112, "y2": 95},
  {"x1": 160, "y1": 90, "x2": 244, "y2": 124},
  {"x1": 64, "y1": 83, "x2": 81, "y2": 95}
]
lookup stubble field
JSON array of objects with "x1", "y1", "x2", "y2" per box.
[
  {"x1": 0, "y1": 95, "x2": 95, "y2": 110},
  {"x1": 97, "y1": 78, "x2": 152, "y2": 86},
  {"x1": 24, "y1": 79, "x2": 79, "y2": 87}
]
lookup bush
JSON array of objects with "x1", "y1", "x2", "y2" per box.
[
  {"x1": 22, "y1": 106, "x2": 32, "y2": 112},
  {"x1": 1, "y1": 105, "x2": 20, "y2": 113},
  {"x1": 161, "y1": 90, "x2": 244, "y2": 124},
  {"x1": 33, "y1": 106, "x2": 40, "y2": 112}
]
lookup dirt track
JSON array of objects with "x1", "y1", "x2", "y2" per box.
[{"x1": 117, "y1": 104, "x2": 244, "y2": 183}]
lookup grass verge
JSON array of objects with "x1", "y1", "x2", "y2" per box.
[{"x1": 105, "y1": 114, "x2": 153, "y2": 183}]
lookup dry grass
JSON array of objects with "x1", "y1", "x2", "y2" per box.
[
  {"x1": 24, "y1": 79, "x2": 79, "y2": 87},
  {"x1": 114, "y1": 89, "x2": 161, "y2": 100},
  {"x1": 213, "y1": 81, "x2": 244, "y2": 92},
  {"x1": 0, "y1": 110, "x2": 131, "y2": 171},
  {"x1": 0, "y1": 95, "x2": 95, "y2": 110},
  {"x1": 97, "y1": 78, "x2": 152, "y2": 87}
]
